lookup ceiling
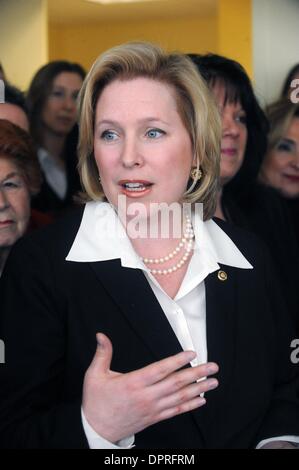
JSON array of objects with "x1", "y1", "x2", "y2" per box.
[{"x1": 48, "y1": 0, "x2": 218, "y2": 24}]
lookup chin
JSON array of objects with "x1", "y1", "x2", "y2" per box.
[{"x1": 282, "y1": 189, "x2": 299, "y2": 199}]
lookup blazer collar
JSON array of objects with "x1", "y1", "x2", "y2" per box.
[{"x1": 66, "y1": 201, "x2": 253, "y2": 270}]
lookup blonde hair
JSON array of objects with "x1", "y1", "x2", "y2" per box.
[
  {"x1": 78, "y1": 42, "x2": 221, "y2": 220},
  {"x1": 267, "y1": 99, "x2": 299, "y2": 152}
]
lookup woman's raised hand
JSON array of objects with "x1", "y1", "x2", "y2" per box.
[{"x1": 82, "y1": 333, "x2": 219, "y2": 443}]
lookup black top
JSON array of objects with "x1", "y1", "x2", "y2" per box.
[
  {"x1": 222, "y1": 183, "x2": 299, "y2": 334},
  {"x1": 0, "y1": 208, "x2": 298, "y2": 448},
  {"x1": 31, "y1": 126, "x2": 82, "y2": 217},
  {"x1": 286, "y1": 198, "x2": 299, "y2": 249}
]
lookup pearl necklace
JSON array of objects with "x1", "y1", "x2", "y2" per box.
[{"x1": 141, "y1": 215, "x2": 195, "y2": 275}]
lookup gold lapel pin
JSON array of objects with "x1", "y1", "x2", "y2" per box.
[{"x1": 217, "y1": 270, "x2": 228, "y2": 281}]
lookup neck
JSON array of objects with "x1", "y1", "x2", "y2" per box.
[
  {"x1": 124, "y1": 209, "x2": 185, "y2": 256},
  {"x1": 214, "y1": 188, "x2": 225, "y2": 220},
  {"x1": 0, "y1": 247, "x2": 10, "y2": 276},
  {"x1": 125, "y1": 209, "x2": 194, "y2": 276},
  {"x1": 39, "y1": 126, "x2": 66, "y2": 164}
]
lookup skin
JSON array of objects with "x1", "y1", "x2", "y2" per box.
[
  {"x1": 0, "y1": 157, "x2": 31, "y2": 272},
  {"x1": 93, "y1": 77, "x2": 197, "y2": 298},
  {"x1": 83, "y1": 333, "x2": 219, "y2": 443},
  {"x1": 41, "y1": 72, "x2": 83, "y2": 136},
  {"x1": 82, "y1": 77, "x2": 219, "y2": 443},
  {"x1": 260, "y1": 117, "x2": 299, "y2": 199},
  {"x1": 212, "y1": 83, "x2": 248, "y2": 188},
  {"x1": 0, "y1": 103, "x2": 29, "y2": 131},
  {"x1": 93, "y1": 77, "x2": 194, "y2": 212}
]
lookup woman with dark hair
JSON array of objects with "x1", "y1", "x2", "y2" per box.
[
  {"x1": 27, "y1": 61, "x2": 85, "y2": 215},
  {"x1": 189, "y1": 53, "x2": 299, "y2": 332}
]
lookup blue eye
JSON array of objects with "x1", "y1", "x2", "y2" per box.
[
  {"x1": 101, "y1": 130, "x2": 118, "y2": 141},
  {"x1": 146, "y1": 128, "x2": 165, "y2": 139}
]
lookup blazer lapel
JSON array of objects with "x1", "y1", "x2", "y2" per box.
[
  {"x1": 89, "y1": 260, "x2": 184, "y2": 362},
  {"x1": 192, "y1": 264, "x2": 237, "y2": 440}
]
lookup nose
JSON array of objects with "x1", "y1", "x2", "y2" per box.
[
  {"x1": 0, "y1": 188, "x2": 9, "y2": 211},
  {"x1": 222, "y1": 113, "x2": 240, "y2": 138},
  {"x1": 63, "y1": 94, "x2": 76, "y2": 112},
  {"x1": 291, "y1": 158, "x2": 299, "y2": 170},
  {"x1": 120, "y1": 136, "x2": 144, "y2": 169}
]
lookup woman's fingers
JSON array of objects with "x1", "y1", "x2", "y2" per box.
[
  {"x1": 151, "y1": 362, "x2": 219, "y2": 398},
  {"x1": 131, "y1": 350, "x2": 197, "y2": 386},
  {"x1": 158, "y1": 396, "x2": 207, "y2": 423},
  {"x1": 157, "y1": 378, "x2": 218, "y2": 411}
]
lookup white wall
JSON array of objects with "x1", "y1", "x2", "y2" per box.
[
  {"x1": 253, "y1": 0, "x2": 299, "y2": 106},
  {"x1": 0, "y1": 0, "x2": 48, "y2": 90}
]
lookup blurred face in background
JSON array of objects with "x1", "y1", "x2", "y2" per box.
[
  {"x1": 41, "y1": 72, "x2": 83, "y2": 136},
  {"x1": 0, "y1": 157, "x2": 31, "y2": 249},
  {"x1": 0, "y1": 103, "x2": 29, "y2": 132},
  {"x1": 261, "y1": 117, "x2": 299, "y2": 199},
  {"x1": 212, "y1": 82, "x2": 248, "y2": 187}
]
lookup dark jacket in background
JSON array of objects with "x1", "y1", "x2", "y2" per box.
[
  {"x1": 222, "y1": 183, "x2": 299, "y2": 335},
  {"x1": 31, "y1": 125, "x2": 82, "y2": 217}
]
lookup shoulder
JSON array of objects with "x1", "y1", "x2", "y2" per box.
[
  {"x1": 212, "y1": 216, "x2": 263, "y2": 245},
  {"x1": 11, "y1": 204, "x2": 85, "y2": 262},
  {"x1": 211, "y1": 216, "x2": 271, "y2": 267}
]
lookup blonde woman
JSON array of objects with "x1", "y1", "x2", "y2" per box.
[
  {"x1": 260, "y1": 99, "x2": 299, "y2": 279},
  {"x1": 0, "y1": 43, "x2": 298, "y2": 449}
]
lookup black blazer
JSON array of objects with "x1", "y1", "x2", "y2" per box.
[
  {"x1": 0, "y1": 208, "x2": 298, "y2": 449},
  {"x1": 223, "y1": 183, "x2": 299, "y2": 333}
]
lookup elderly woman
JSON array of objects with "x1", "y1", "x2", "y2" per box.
[
  {"x1": 0, "y1": 119, "x2": 42, "y2": 275},
  {"x1": 0, "y1": 43, "x2": 298, "y2": 449}
]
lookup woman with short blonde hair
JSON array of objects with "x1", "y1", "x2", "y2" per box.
[{"x1": 78, "y1": 42, "x2": 221, "y2": 221}]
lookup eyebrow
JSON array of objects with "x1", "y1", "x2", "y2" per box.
[
  {"x1": 51, "y1": 86, "x2": 80, "y2": 92},
  {"x1": 95, "y1": 117, "x2": 170, "y2": 129},
  {"x1": 0, "y1": 172, "x2": 21, "y2": 183},
  {"x1": 278, "y1": 138, "x2": 296, "y2": 146}
]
